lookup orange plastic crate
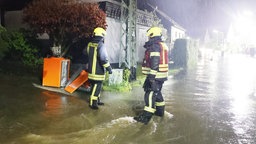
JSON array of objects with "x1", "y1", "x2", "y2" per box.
[
  {"x1": 42, "y1": 57, "x2": 70, "y2": 87},
  {"x1": 65, "y1": 70, "x2": 88, "y2": 93}
]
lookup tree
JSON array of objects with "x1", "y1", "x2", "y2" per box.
[{"x1": 23, "y1": 0, "x2": 107, "y2": 57}]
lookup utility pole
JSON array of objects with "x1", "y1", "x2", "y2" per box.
[{"x1": 119, "y1": 0, "x2": 137, "y2": 80}]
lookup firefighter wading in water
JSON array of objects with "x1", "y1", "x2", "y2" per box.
[
  {"x1": 85, "y1": 27, "x2": 112, "y2": 110},
  {"x1": 134, "y1": 27, "x2": 169, "y2": 124}
]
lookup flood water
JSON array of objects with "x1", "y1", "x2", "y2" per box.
[{"x1": 1, "y1": 53, "x2": 256, "y2": 144}]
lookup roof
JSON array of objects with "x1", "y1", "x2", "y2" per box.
[{"x1": 147, "y1": 3, "x2": 186, "y2": 31}]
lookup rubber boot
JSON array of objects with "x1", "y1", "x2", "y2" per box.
[
  {"x1": 134, "y1": 111, "x2": 153, "y2": 125},
  {"x1": 155, "y1": 106, "x2": 165, "y2": 117},
  {"x1": 98, "y1": 98, "x2": 104, "y2": 106},
  {"x1": 89, "y1": 100, "x2": 98, "y2": 110}
]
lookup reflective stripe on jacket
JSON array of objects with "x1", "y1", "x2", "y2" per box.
[
  {"x1": 86, "y1": 36, "x2": 110, "y2": 81},
  {"x1": 142, "y1": 36, "x2": 169, "y2": 81}
]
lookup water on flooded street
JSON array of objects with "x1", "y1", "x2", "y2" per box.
[{"x1": 1, "y1": 54, "x2": 256, "y2": 144}]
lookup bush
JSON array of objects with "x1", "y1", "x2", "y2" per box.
[
  {"x1": 0, "y1": 25, "x2": 8, "y2": 60},
  {"x1": 1, "y1": 29, "x2": 43, "y2": 68}
]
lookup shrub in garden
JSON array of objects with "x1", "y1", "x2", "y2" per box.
[
  {"x1": 0, "y1": 25, "x2": 8, "y2": 60},
  {"x1": 0, "y1": 28, "x2": 42, "y2": 68}
]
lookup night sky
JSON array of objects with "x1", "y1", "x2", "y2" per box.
[{"x1": 139, "y1": 0, "x2": 256, "y2": 39}]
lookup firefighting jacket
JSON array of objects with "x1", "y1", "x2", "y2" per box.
[
  {"x1": 142, "y1": 36, "x2": 169, "y2": 81},
  {"x1": 86, "y1": 36, "x2": 111, "y2": 81}
]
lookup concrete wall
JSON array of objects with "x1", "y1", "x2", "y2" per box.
[
  {"x1": 105, "y1": 17, "x2": 150, "y2": 64},
  {"x1": 136, "y1": 25, "x2": 149, "y2": 63},
  {"x1": 105, "y1": 17, "x2": 123, "y2": 64}
]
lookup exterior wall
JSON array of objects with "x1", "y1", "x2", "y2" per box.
[
  {"x1": 105, "y1": 17, "x2": 149, "y2": 64},
  {"x1": 104, "y1": 17, "x2": 123, "y2": 63},
  {"x1": 171, "y1": 26, "x2": 185, "y2": 45},
  {"x1": 5, "y1": 10, "x2": 26, "y2": 30},
  {"x1": 136, "y1": 25, "x2": 149, "y2": 63},
  {"x1": 102, "y1": 2, "x2": 152, "y2": 65}
]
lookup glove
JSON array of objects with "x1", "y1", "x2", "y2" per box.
[
  {"x1": 106, "y1": 66, "x2": 112, "y2": 74},
  {"x1": 149, "y1": 79, "x2": 158, "y2": 92}
]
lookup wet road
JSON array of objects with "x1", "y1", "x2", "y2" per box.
[{"x1": 0, "y1": 54, "x2": 256, "y2": 144}]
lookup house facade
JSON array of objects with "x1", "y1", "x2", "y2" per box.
[
  {"x1": 170, "y1": 23, "x2": 186, "y2": 47},
  {"x1": 0, "y1": 0, "x2": 185, "y2": 64},
  {"x1": 146, "y1": 3, "x2": 186, "y2": 49}
]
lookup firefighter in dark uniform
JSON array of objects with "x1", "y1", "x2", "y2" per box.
[
  {"x1": 86, "y1": 27, "x2": 112, "y2": 110},
  {"x1": 134, "y1": 27, "x2": 169, "y2": 124}
]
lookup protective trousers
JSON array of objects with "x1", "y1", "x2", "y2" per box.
[
  {"x1": 89, "y1": 80, "x2": 103, "y2": 109},
  {"x1": 144, "y1": 80, "x2": 165, "y2": 116}
]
